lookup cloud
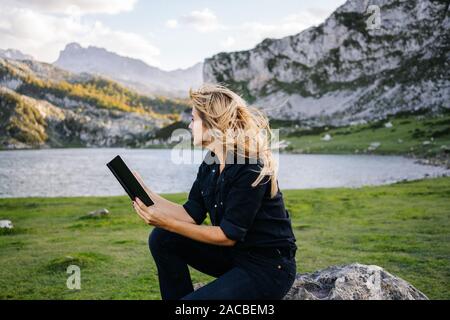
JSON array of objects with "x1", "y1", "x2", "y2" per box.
[
  {"x1": 0, "y1": 5, "x2": 161, "y2": 66},
  {"x1": 6, "y1": 0, "x2": 137, "y2": 15},
  {"x1": 167, "y1": 7, "x2": 332, "y2": 51},
  {"x1": 218, "y1": 8, "x2": 331, "y2": 50},
  {"x1": 220, "y1": 36, "x2": 236, "y2": 49},
  {"x1": 165, "y1": 19, "x2": 178, "y2": 29},
  {"x1": 170, "y1": 8, "x2": 221, "y2": 33}
]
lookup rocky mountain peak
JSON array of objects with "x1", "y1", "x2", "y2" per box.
[
  {"x1": 204, "y1": 0, "x2": 449, "y2": 126},
  {"x1": 0, "y1": 48, "x2": 34, "y2": 61},
  {"x1": 54, "y1": 42, "x2": 203, "y2": 98}
]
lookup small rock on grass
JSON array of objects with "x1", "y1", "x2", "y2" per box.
[
  {"x1": 0, "y1": 220, "x2": 13, "y2": 229},
  {"x1": 86, "y1": 208, "x2": 110, "y2": 217}
]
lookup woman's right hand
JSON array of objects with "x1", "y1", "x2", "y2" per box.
[
  {"x1": 133, "y1": 170, "x2": 198, "y2": 224},
  {"x1": 132, "y1": 170, "x2": 166, "y2": 205}
]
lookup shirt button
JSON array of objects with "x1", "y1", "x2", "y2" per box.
[
  {"x1": 212, "y1": 169, "x2": 215, "y2": 173},
  {"x1": 220, "y1": 202, "x2": 223, "y2": 205},
  {"x1": 214, "y1": 204, "x2": 217, "y2": 208},
  {"x1": 277, "y1": 265, "x2": 282, "y2": 269}
]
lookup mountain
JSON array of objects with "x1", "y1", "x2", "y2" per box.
[
  {"x1": 54, "y1": 43, "x2": 203, "y2": 98},
  {"x1": 0, "y1": 57, "x2": 190, "y2": 149},
  {"x1": 0, "y1": 48, "x2": 34, "y2": 61},
  {"x1": 204, "y1": 0, "x2": 450, "y2": 126}
]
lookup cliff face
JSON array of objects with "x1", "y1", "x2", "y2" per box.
[
  {"x1": 0, "y1": 58, "x2": 189, "y2": 149},
  {"x1": 204, "y1": 0, "x2": 450, "y2": 126}
]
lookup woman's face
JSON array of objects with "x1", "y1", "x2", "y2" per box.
[{"x1": 188, "y1": 107, "x2": 207, "y2": 147}]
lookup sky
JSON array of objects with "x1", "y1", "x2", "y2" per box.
[{"x1": 0, "y1": 0, "x2": 346, "y2": 71}]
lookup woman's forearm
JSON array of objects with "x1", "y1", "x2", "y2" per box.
[
  {"x1": 166, "y1": 218, "x2": 236, "y2": 246},
  {"x1": 157, "y1": 196, "x2": 196, "y2": 224}
]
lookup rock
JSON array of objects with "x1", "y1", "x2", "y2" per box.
[
  {"x1": 368, "y1": 142, "x2": 381, "y2": 151},
  {"x1": 193, "y1": 263, "x2": 428, "y2": 300},
  {"x1": 0, "y1": 220, "x2": 14, "y2": 229},
  {"x1": 86, "y1": 208, "x2": 109, "y2": 217},
  {"x1": 321, "y1": 134, "x2": 332, "y2": 141},
  {"x1": 284, "y1": 263, "x2": 428, "y2": 300},
  {"x1": 385, "y1": 122, "x2": 393, "y2": 128},
  {"x1": 271, "y1": 139, "x2": 290, "y2": 150}
]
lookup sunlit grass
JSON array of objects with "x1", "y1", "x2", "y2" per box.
[
  {"x1": 281, "y1": 113, "x2": 450, "y2": 163},
  {"x1": 0, "y1": 177, "x2": 449, "y2": 299}
]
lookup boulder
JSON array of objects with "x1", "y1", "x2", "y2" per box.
[
  {"x1": 368, "y1": 142, "x2": 381, "y2": 151},
  {"x1": 285, "y1": 263, "x2": 428, "y2": 300},
  {"x1": 194, "y1": 263, "x2": 428, "y2": 300}
]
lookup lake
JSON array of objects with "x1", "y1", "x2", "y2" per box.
[{"x1": 0, "y1": 148, "x2": 448, "y2": 198}]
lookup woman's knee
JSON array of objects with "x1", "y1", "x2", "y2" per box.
[{"x1": 148, "y1": 227, "x2": 176, "y2": 255}]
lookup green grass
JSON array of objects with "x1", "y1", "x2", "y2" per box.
[
  {"x1": 0, "y1": 177, "x2": 449, "y2": 299},
  {"x1": 281, "y1": 112, "x2": 450, "y2": 165}
]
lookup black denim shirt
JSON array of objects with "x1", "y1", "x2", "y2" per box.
[{"x1": 183, "y1": 150, "x2": 297, "y2": 251}]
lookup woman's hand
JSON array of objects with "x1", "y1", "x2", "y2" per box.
[
  {"x1": 131, "y1": 170, "x2": 172, "y2": 228},
  {"x1": 132, "y1": 197, "x2": 173, "y2": 228},
  {"x1": 132, "y1": 170, "x2": 165, "y2": 205},
  {"x1": 132, "y1": 170, "x2": 196, "y2": 225}
]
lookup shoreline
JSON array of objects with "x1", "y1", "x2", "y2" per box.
[
  {"x1": 1, "y1": 144, "x2": 449, "y2": 169},
  {"x1": 1, "y1": 174, "x2": 449, "y2": 200}
]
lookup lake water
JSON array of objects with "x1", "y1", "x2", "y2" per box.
[{"x1": 0, "y1": 148, "x2": 448, "y2": 198}]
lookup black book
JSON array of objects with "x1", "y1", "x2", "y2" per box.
[{"x1": 106, "y1": 155, "x2": 154, "y2": 206}]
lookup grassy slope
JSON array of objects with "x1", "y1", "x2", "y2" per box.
[
  {"x1": 0, "y1": 177, "x2": 449, "y2": 299},
  {"x1": 0, "y1": 90, "x2": 48, "y2": 146},
  {"x1": 279, "y1": 112, "x2": 450, "y2": 165},
  {"x1": 139, "y1": 112, "x2": 450, "y2": 162}
]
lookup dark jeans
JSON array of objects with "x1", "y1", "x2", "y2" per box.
[{"x1": 148, "y1": 227, "x2": 297, "y2": 300}]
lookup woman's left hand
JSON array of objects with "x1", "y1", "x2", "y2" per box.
[{"x1": 132, "y1": 197, "x2": 171, "y2": 228}]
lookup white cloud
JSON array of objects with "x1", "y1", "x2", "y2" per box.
[
  {"x1": 6, "y1": 0, "x2": 137, "y2": 15},
  {"x1": 167, "y1": 7, "x2": 332, "y2": 51},
  {"x1": 220, "y1": 36, "x2": 236, "y2": 49},
  {"x1": 165, "y1": 19, "x2": 178, "y2": 29},
  {"x1": 83, "y1": 21, "x2": 161, "y2": 66},
  {"x1": 0, "y1": 5, "x2": 161, "y2": 66},
  {"x1": 175, "y1": 8, "x2": 221, "y2": 33},
  {"x1": 218, "y1": 8, "x2": 331, "y2": 51}
]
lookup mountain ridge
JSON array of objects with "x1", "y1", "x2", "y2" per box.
[
  {"x1": 203, "y1": 0, "x2": 450, "y2": 126},
  {"x1": 54, "y1": 42, "x2": 203, "y2": 98},
  {"x1": 0, "y1": 57, "x2": 190, "y2": 149}
]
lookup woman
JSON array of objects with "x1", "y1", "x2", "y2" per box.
[{"x1": 132, "y1": 83, "x2": 297, "y2": 300}]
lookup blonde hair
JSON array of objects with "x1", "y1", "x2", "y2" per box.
[{"x1": 189, "y1": 83, "x2": 279, "y2": 198}]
